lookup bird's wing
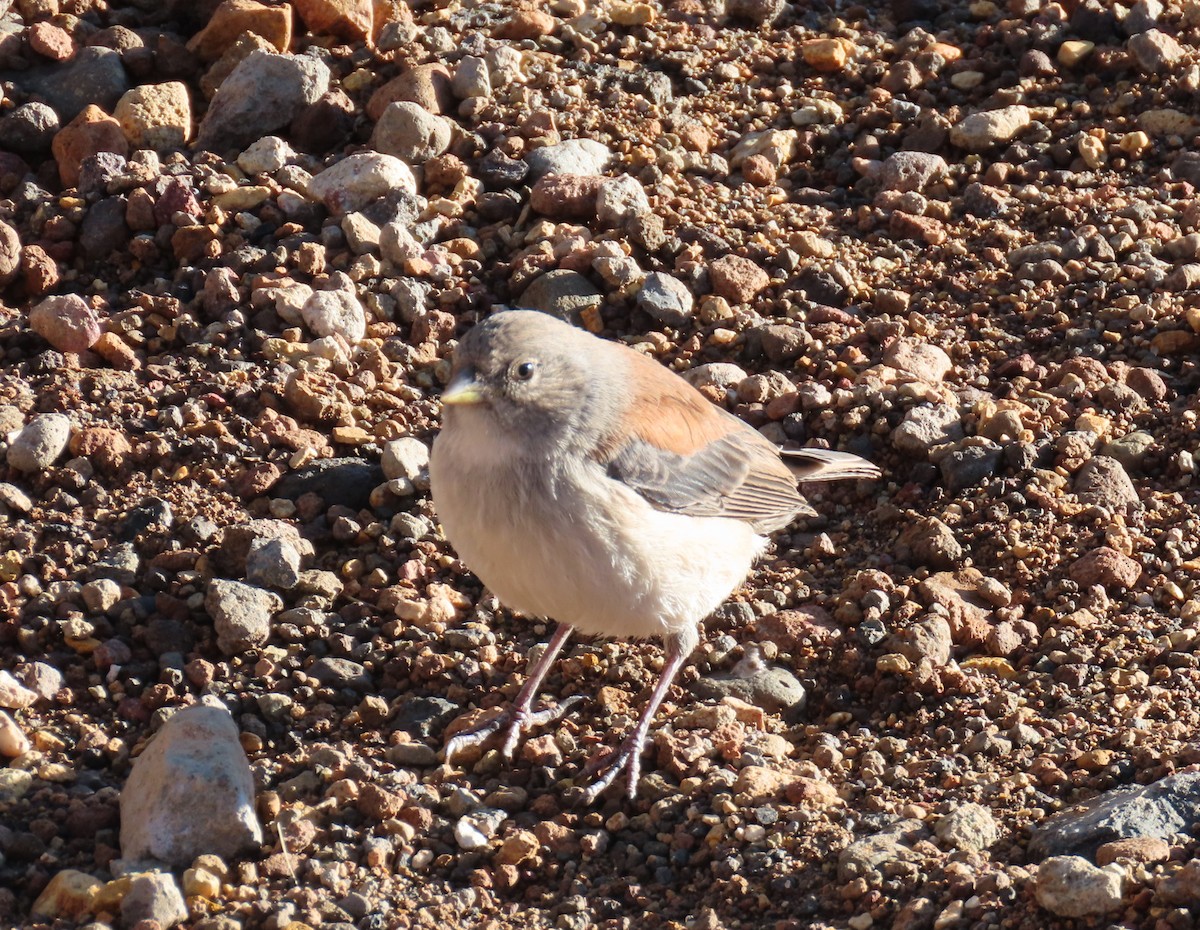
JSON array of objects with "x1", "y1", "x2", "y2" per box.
[{"x1": 591, "y1": 347, "x2": 812, "y2": 533}]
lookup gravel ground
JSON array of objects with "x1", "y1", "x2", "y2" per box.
[{"x1": 2, "y1": 0, "x2": 1200, "y2": 928}]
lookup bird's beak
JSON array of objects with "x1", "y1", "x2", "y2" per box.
[{"x1": 441, "y1": 367, "x2": 485, "y2": 406}]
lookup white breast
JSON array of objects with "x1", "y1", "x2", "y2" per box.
[{"x1": 429, "y1": 411, "x2": 765, "y2": 642}]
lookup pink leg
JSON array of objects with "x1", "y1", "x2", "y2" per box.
[
  {"x1": 444, "y1": 624, "x2": 577, "y2": 764},
  {"x1": 578, "y1": 633, "x2": 691, "y2": 804}
]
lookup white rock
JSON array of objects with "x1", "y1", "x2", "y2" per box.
[
  {"x1": 596, "y1": 175, "x2": 651, "y2": 226},
  {"x1": 382, "y1": 437, "x2": 430, "y2": 481},
  {"x1": 301, "y1": 288, "x2": 367, "y2": 343},
  {"x1": 453, "y1": 55, "x2": 491, "y2": 99},
  {"x1": 454, "y1": 817, "x2": 490, "y2": 851},
  {"x1": 950, "y1": 105, "x2": 1032, "y2": 152},
  {"x1": 1035, "y1": 856, "x2": 1126, "y2": 918},
  {"x1": 0, "y1": 670, "x2": 38, "y2": 709},
  {"x1": 7, "y1": 413, "x2": 71, "y2": 472},
  {"x1": 0, "y1": 710, "x2": 30, "y2": 757},
  {"x1": 121, "y1": 872, "x2": 189, "y2": 928},
  {"x1": 525, "y1": 138, "x2": 612, "y2": 179},
  {"x1": 238, "y1": 135, "x2": 294, "y2": 174},
  {"x1": 119, "y1": 703, "x2": 263, "y2": 866},
  {"x1": 307, "y1": 152, "x2": 417, "y2": 214}
]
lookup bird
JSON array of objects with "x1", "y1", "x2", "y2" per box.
[{"x1": 429, "y1": 308, "x2": 880, "y2": 803}]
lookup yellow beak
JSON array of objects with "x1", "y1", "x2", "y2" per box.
[{"x1": 441, "y1": 370, "x2": 485, "y2": 406}]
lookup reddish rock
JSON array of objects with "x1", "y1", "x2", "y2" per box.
[
  {"x1": 29, "y1": 294, "x2": 103, "y2": 353},
  {"x1": 710, "y1": 254, "x2": 770, "y2": 304},
  {"x1": 21, "y1": 244, "x2": 59, "y2": 296},
  {"x1": 293, "y1": 0, "x2": 373, "y2": 41},
  {"x1": 367, "y1": 63, "x2": 454, "y2": 119},
  {"x1": 1096, "y1": 837, "x2": 1170, "y2": 866},
  {"x1": 495, "y1": 7, "x2": 556, "y2": 39},
  {"x1": 29, "y1": 22, "x2": 75, "y2": 61},
  {"x1": 742, "y1": 154, "x2": 776, "y2": 186},
  {"x1": 1069, "y1": 547, "x2": 1142, "y2": 589},
  {"x1": 187, "y1": 0, "x2": 293, "y2": 60},
  {"x1": 51, "y1": 105, "x2": 130, "y2": 188},
  {"x1": 529, "y1": 173, "x2": 603, "y2": 218},
  {"x1": 93, "y1": 332, "x2": 140, "y2": 370},
  {"x1": 153, "y1": 178, "x2": 202, "y2": 226}
]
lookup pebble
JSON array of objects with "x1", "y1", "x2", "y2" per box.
[
  {"x1": 1034, "y1": 856, "x2": 1126, "y2": 918},
  {"x1": 694, "y1": 664, "x2": 806, "y2": 714},
  {"x1": 188, "y1": 0, "x2": 294, "y2": 59},
  {"x1": 519, "y1": 269, "x2": 603, "y2": 324},
  {"x1": 121, "y1": 872, "x2": 189, "y2": 928},
  {"x1": 301, "y1": 287, "x2": 367, "y2": 343},
  {"x1": 238, "y1": 135, "x2": 293, "y2": 174},
  {"x1": 949, "y1": 105, "x2": 1032, "y2": 151},
  {"x1": 1069, "y1": 547, "x2": 1141, "y2": 589},
  {"x1": 381, "y1": 437, "x2": 430, "y2": 481},
  {"x1": 29, "y1": 294, "x2": 103, "y2": 354},
  {"x1": 51, "y1": 104, "x2": 130, "y2": 188},
  {"x1": 710, "y1": 254, "x2": 770, "y2": 304},
  {"x1": 452, "y1": 55, "x2": 491, "y2": 99},
  {"x1": 636, "y1": 272, "x2": 694, "y2": 325},
  {"x1": 30, "y1": 869, "x2": 102, "y2": 920},
  {"x1": 307, "y1": 152, "x2": 417, "y2": 214},
  {"x1": 935, "y1": 803, "x2": 999, "y2": 851},
  {"x1": 1073, "y1": 456, "x2": 1140, "y2": 510},
  {"x1": 293, "y1": 0, "x2": 373, "y2": 41},
  {"x1": 595, "y1": 175, "x2": 651, "y2": 226},
  {"x1": 120, "y1": 703, "x2": 264, "y2": 866},
  {"x1": 0, "y1": 709, "x2": 30, "y2": 757},
  {"x1": 205, "y1": 578, "x2": 281, "y2": 654},
  {"x1": 197, "y1": 51, "x2": 331, "y2": 150},
  {"x1": 368, "y1": 63, "x2": 454, "y2": 118},
  {"x1": 19, "y1": 46, "x2": 129, "y2": 122},
  {"x1": 726, "y1": 0, "x2": 787, "y2": 24},
  {"x1": 7, "y1": 413, "x2": 72, "y2": 473},
  {"x1": 893, "y1": 403, "x2": 963, "y2": 456},
  {"x1": 884, "y1": 338, "x2": 952, "y2": 383},
  {"x1": 114, "y1": 81, "x2": 192, "y2": 149},
  {"x1": 0, "y1": 671, "x2": 35, "y2": 710},
  {"x1": 879, "y1": 151, "x2": 948, "y2": 193},
  {"x1": 530, "y1": 173, "x2": 603, "y2": 218},
  {"x1": 371, "y1": 101, "x2": 454, "y2": 164},
  {"x1": 1128, "y1": 29, "x2": 1183, "y2": 74},
  {"x1": 525, "y1": 138, "x2": 612, "y2": 179},
  {"x1": 246, "y1": 537, "x2": 302, "y2": 589},
  {"x1": 0, "y1": 102, "x2": 60, "y2": 154}
]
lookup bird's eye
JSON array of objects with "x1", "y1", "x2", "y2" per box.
[{"x1": 512, "y1": 360, "x2": 537, "y2": 381}]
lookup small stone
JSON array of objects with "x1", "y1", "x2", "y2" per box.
[
  {"x1": 29, "y1": 294, "x2": 102, "y2": 353},
  {"x1": 0, "y1": 102, "x2": 59, "y2": 154},
  {"x1": 1095, "y1": 837, "x2": 1170, "y2": 866},
  {"x1": 246, "y1": 538, "x2": 302, "y2": 590},
  {"x1": 802, "y1": 38, "x2": 850, "y2": 72},
  {"x1": 1057, "y1": 40, "x2": 1094, "y2": 67},
  {"x1": 119, "y1": 703, "x2": 264, "y2": 866},
  {"x1": 381, "y1": 437, "x2": 430, "y2": 481},
  {"x1": 367, "y1": 63, "x2": 454, "y2": 118},
  {"x1": 301, "y1": 288, "x2": 366, "y2": 343},
  {"x1": 455, "y1": 817, "x2": 490, "y2": 851},
  {"x1": 197, "y1": 51, "x2": 330, "y2": 151},
  {"x1": 519, "y1": 270, "x2": 603, "y2": 324},
  {"x1": 51, "y1": 104, "x2": 130, "y2": 188},
  {"x1": 898, "y1": 516, "x2": 963, "y2": 569},
  {"x1": 529, "y1": 173, "x2": 603, "y2": 218},
  {"x1": 293, "y1": 0, "x2": 374, "y2": 41},
  {"x1": 595, "y1": 175, "x2": 651, "y2": 226},
  {"x1": 1074, "y1": 456, "x2": 1140, "y2": 510},
  {"x1": 1034, "y1": 856, "x2": 1126, "y2": 918},
  {"x1": 121, "y1": 872, "x2": 189, "y2": 928},
  {"x1": 710, "y1": 254, "x2": 770, "y2": 304},
  {"x1": 525, "y1": 138, "x2": 612, "y2": 179},
  {"x1": 935, "y1": 803, "x2": 999, "y2": 851},
  {"x1": 727, "y1": 0, "x2": 786, "y2": 23},
  {"x1": 205, "y1": 578, "x2": 280, "y2": 655},
  {"x1": 1128, "y1": 28, "x2": 1183, "y2": 74},
  {"x1": 371, "y1": 101, "x2": 453, "y2": 164},
  {"x1": 30, "y1": 869, "x2": 102, "y2": 920},
  {"x1": 1157, "y1": 859, "x2": 1200, "y2": 906},
  {"x1": 893, "y1": 404, "x2": 963, "y2": 456},
  {"x1": 0, "y1": 709, "x2": 30, "y2": 757},
  {"x1": 7, "y1": 413, "x2": 72, "y2": 473},
  {"x1": 452, "y1": 55, "x2": 491, "y2": 99},
  {"x1": 187, "y1": 0, "x2": 293, "y2": 60},
  {"x1": 18, "y1": 47, "x2": 129, "y2": 124},
  {"x1": 694, "y1": 665, "x2": 806, "y2": 714},
  {"x1": 879, "y1": 151, "x2": 947, "y2": 192},
  {"x1": 114, "y1": 82, "x2": 192, "y2": 149},
  {"x1": 1069, "y1": 547, "x2": 1141, "y2": 589},
  {"x1": 885, "y1": 338, "x2": 953, "y2": 383},
  {"x1": 237, "y1": 135, "x2": 293, "y2": 174},
  {"x1": 636, "y1": 272, "x2": 694, "y2": 325},
  {"x1": 307, "y1": 152, "x2": 417, "y2": 214},
  {"x1": 495, "y1": 830, "x2": 540, "y2": 865},
  {"x1": 495, "y1": 6, "x2": 557, "y2": 39},
  {"x1": 950, "y1": 105, "x2": 1032, "y2": 151},
  {"x1": 29, "y1": 22, "x2": 75, "y2": 61}
]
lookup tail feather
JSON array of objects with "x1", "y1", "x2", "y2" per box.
[{"x1": 782, "y1": 447, "x2": 881, "y2": 483}]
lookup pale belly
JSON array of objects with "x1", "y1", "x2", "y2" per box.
[{"x1": 430, "y1": 425, "x2": 764, "y2": 641}]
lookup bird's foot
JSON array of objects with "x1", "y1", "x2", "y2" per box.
[
  {"x1": 575, "y1": 732, "x2": 648, "y2": 804},
  {"x1": 444, "y1": 695, "x2": 583, "y2": 766}
]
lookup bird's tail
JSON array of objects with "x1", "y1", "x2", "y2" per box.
[{"x1": 782, "y1": 448, "x2": 881, "y2": 483}]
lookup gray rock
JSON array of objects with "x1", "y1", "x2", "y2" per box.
[
  {"x1": 949, "y1": 105, "x2": 1032, "y2": 151},
  {"x1": 756, "y1": 323, "x2": 809, "y2": 363},
  {"x1": 273, "y1": 458, "x2": 384, "y2": 509},
  {"x1": 237, "y1": 135, "x2": 293, "y2": 175},
  {"x1": 80, "y1": 196, "x2": 130, "y2": 260},
  {"x1": 1074, "y1": 455, "x2": 1140, "y2": 510},
  {"x1": 596, "y1": 175, "x2": 651, "y2": 227},
  {"x1": 1129, "y1": 29, "x2": 1183, "y2": 74},
  {"x1": 525, "y1": 138, "x2": 612, "y2": 179},
  {"x1": 893, "y1": 403, "x2": 963, "y2": 456},
  {"x1": 197, "y1": 51, "x2": 331, "y2": 151},
  {"x1": 452, "y1": 55, "x2": 491, "y2": 99},
  {"x1": 879, "y1": 151, "x2": 948, "y2": 193},
  {"x1": 682, "y1": 362, "x2": 748, "y2": 396},
  {"x1": 371, "y1": 101, "x2": 453, "y2": 164},
  {"x1": 381, "y1": 437, "x2": 430, "y2": 481},
  {"x1": 205, "y1": 579, "x2": 280, "y2": 655},
  {"x1": 1124, "y1": 0, "x2": 1162, "y2": 33},
  {"x1": 309, "y1": 657, "x2": 371, "y2": 691},
  {"x1": 519, "y1": 270, "x2": 602, "y2": 325},
  {"x1": 308, "y1": 152, "x2": 417, "y2": 214},
  {"x1": 1028, "y1": 772, "x2": 1200, "y2": 859},
  {"x1": 0, "y1": 102, "x2": 59, "y2": 154},
  {"x1": 246, "y1": 538, "x2": 302, "y2": 590},
  {"x1": 7, "y1": 413, "x2": 71, "y2": 473},
  {"x1": 636, "y1": 272, "x2": 694, "y2": 325},
  {"x1": 726, "y1": 0, "x2": 787, "y2": 24},
  {"x1": 838, "y1": 820, "x2": 928, "y2": 881},
  {"x1": 1101, "y1": 430, "x2": 1154, "y2": 472},
  {"x1": 935, "y1": 803, "x2": 999, "y2": 851},
  {"x1": 1034, "y1": 856, "x2": 1126, "y2": 918},
  {"x1": 897, "y1": 516, "x2": 963, "y2": 568},
  {"x1": 940, "y1": 441, "x2": 1002, "y2": 492},
  {"x1": 119, "y1": 703, "x2": 263, "y2": 868},
  {"x1": 695, "y1": 665, "x2": 806, "y2": 714},
  {"x1": 121, "y1": 872, "x2": 188, "y2": 928},
  {"x1": 14, "y1": 47, "x2": 129, "y2": 122}
]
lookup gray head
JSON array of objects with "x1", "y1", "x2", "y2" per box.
[{"x1": 441, "y1": 309, "x2": 619, "y2": 448}]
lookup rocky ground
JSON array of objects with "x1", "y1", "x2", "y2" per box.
[{"x1": 2, "y1": 0, "x2": 1200, "y2": 928}]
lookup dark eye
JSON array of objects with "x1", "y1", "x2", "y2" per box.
[{"x1": 512, "y1": 360, "x2": 537, "y2": 381}]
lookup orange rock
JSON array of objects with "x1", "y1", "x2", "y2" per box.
[
  {"x1": 372, "y1": 0, "x2": 413, "y2": 43},
  {"x1": 495, "y1": 7, "x2": 556, "y2": 40},
  {"x1": 187, "y1": 0, "x2": 292, "y2": 60},
  {"x1": 51, "y1": 105, "x2": 129, "y2": 188},
  {"x1": 367, "y1": 63, "x2": 454, "y2": 118},
  {"x1": 293, "y1": 0, "x2": 373, "y2": 41}
]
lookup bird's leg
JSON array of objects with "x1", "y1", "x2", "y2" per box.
[
  {"x1": 444, "y1": 623, "x2": 576, "y2": 765},
  {"x1": 578, "y1": 632, "x2": 691, "y2": 804}
]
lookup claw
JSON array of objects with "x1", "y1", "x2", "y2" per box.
[
  {"x1": 576, "y1": 733, "x2": 646, "y2": 804},
  {"x1": 445, "y1": 696, "x2": 584, "y2": 767}
]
